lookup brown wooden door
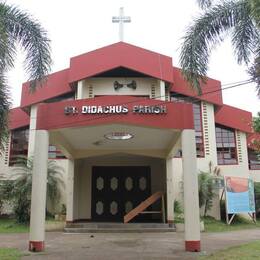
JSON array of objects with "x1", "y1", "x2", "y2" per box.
[{"x1": 91, "y1": 166, "x2": 151, "y2": 222}]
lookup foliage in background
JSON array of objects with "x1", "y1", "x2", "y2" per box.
[
  {"x1": 180, "y1": 0, "x2": 260, "y2": 96},
  {"x1": 198, "y1": 162, "x2": 221, "y2": 217},
  {"x1": 0, "y1": 3, "x2": 52, "y2": 152},
  {"x1": 61, "y1": 204, "x2": 66, "y2": 215},
  {"x1": 0, "y1": 157, "x2": 64, "y2": 223},
  {"x1": 198, "y1": 171, "x2": 215, "y2": 216},
  {"x1": 254, "y1": 182, "x2": 260, "y2": 217},
  {"x1": 253, "y1": 112, "x2": 260, "y2": 133},
  {"x1": 173, "y1": 200, "x2": 184, "y2": 223},
  {"x1": 174, "y1": 200, "x2": 183, "y2": 214}
]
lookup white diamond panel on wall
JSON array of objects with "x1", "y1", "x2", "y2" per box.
[
  {"x1": 96, "y1": 201, "x2": 104, "y2": 215},
  {"x1": 139, "y1": 177, "x2": 147, "y2": 190},
  {"x1": 125, "y1": 177, "x2": 133, "y2": 191},
  {"x1": 110, "y1": 177, "x2": 118, "y2": 191},
  {"x1": 96, "y1": 177, "x2": 104, "y2": 190},
  {"x1": 110, "y1": 201, "x2": 118, "y2": 215},
  {"x1": 125, "y1": 201, "x2": 133, "y2": 213}
]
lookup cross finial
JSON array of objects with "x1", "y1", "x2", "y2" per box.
[{"x1": 112, "y1": 7, "x2": 131, "y2": 41}]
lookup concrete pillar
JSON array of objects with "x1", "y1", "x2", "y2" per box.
[
  {"x1": 27, "y1": 105, "x2": 38, "y2": 157},
  {"x1": 66, "y1": 159, "x2": 75, "y2": 223},
  {"x1": 29, "y1": 130, "x2": 49, "y2": 252},
  {"x1": 76, "y1": 80, "x2": 84, "y2": 99},
  {"x1": 166, "y1": 158, "x2": 174, "y2": 224},
  {"x1": 181, "y1": 129, "x2": 201, "y2": 252},
  {"x1": 159, "y1": 80, "x2": 165, "y2": 101}
]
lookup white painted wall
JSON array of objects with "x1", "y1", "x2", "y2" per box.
[{"x1": 76, "y1": 78, "x2": 164, "y2": 99}]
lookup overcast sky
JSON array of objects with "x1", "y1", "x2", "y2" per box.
[{"x1": 6, "y1": 0, "x2": 260, "y2": 115}]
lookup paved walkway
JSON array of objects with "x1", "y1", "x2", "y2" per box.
[{"x1": 1, "y1": 229, "x2": 260, "y2": 259}]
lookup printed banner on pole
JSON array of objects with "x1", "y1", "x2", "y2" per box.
[{"x1": 225, "y1": 176, "x2": 255, "y2": 214}]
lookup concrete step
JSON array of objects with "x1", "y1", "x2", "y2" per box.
[
  {"x1": 64, "y1": 227, "x2": 176, "y2": 233},
  {"x1": 64, "y1": 223, "x2": 176, "y2": 233},
  {"x1": 66, "y1": 223, "x2": 170, "y2": 228}
]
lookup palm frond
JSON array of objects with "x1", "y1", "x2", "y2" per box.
[
  {"x1": 249, "y1": 0, "x2": 260, "y2": 27},
  {"x1": 232, "y1": 1, "x2": 260, "y2": 65},
  {"x1": 180, "y1": 0, "x2": 254, "y2": 93},
  {"x1": 197, "y1": 0, "x2": 214, "y2": 9},
  {"x1": 0, "y1": 3, "x2": 52, "y2": 91},
  {"x1": 248, "y1": 46, "x2": 260, "y2": 96},
  {"x1": 0, "y1": 73, "x2": 10, "y2": 153}
]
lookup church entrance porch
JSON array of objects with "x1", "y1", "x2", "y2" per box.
[
  {"x1": 29, "y1": 96, "x2": 200, "y2": 251},
  {"x1": 71, "y1": 154, "x2": 166, "y2": 224},
  {"x1": 91, "y1": 166, "x2": 151, "y2": 222}
]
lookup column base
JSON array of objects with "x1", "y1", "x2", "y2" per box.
[
  {"x1": 185, "y1": 241, "x2": 200, "y2": 252},
  {"x1": 167, "y1": 220, "x2": 174, "y2": 227},
  {"x1": 29, "y1": 241, "x2": 45, "y2": 252}
]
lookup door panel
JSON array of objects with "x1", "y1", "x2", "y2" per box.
[{"x1": 91, "y1": 166, "x2": 151, "y2": 222}]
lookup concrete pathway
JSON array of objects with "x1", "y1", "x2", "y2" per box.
[{"x1": 0, "y1": 229, "x2": 260, "y2": 259}]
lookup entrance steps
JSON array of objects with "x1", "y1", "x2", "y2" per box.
[{"x1": 64, "y1": 223, "x2": 175, "y2": 233}]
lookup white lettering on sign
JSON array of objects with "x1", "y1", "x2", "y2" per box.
[
  {"x1": 82, "y1": 105, "x2": 129, "y2": 114},
  {"x1": 64, "y1": 105, "x2": 167, "y2": 115}
]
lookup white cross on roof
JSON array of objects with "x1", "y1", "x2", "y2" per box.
[{"x1": 112, "y1": 7, "x2": 131, "y2": 42}]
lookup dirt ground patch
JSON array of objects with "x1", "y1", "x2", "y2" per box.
[{"x1": 0, "y1": 229, "x2": 260, "y2": 259}]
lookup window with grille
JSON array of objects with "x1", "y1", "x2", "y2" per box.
[
  {"x1": 9, "y1": 127, "x2": 29, "y2": 166},
  {"x1": 193, "y1": 103, "x2": 204, "y2": 157},
  {"x1": 215, "y1": 125, "x2": 237, "y2": 165},
  {"x1": 171, "y1": 94, "x2": 204, "y2": 157}
]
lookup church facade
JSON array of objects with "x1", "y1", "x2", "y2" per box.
[{"x1": 0, "y1": 42, "x2": 259, "y2": 252}]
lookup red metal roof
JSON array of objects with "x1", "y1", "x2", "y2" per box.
[
  {"x1": 171, "y1": 67, "x2": 223, "y2": 106},
  {"x1": 69, "y1": 42, "x2": 174, "y2": 83},
  {"x1": 215, "y1": 104, "x2": 253, "y2": 133},
  {"x1": 20, "y1": 69, "x2": 71, "y2": 108},
  {"x1": 8, "y1": 107, "x2": 29, "y2": 130}
]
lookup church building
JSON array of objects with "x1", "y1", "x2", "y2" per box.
[{"x1": 0, "y1": 41, "x2": 259, "y2": 252}]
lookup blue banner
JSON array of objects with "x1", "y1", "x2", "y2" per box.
[{"x1": 225, "y1": 176, "x2": 255, "y2": 214}]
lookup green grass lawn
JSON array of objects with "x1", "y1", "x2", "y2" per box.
[
  {"x1": 203, "y1": 216, "x2": 260, "y2": 232},
  {"x1": 0, "y1": 219, "x2": 29, "y2": 233},
  {"x1": 0, "y1": 218, "x2": 64, "y2": 233},
  {"x1": 0, "y1": 248, "x2": 23, "y2": 260},
  {"x1": 199, "y1": 240, "x2": 260, "y2": 259}
]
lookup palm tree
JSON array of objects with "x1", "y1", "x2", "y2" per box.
[
  {"x1": 0, "y1": 3, "x2": 52, "y2": 151},
  {"x1": 180, "y1": 0, "x2": 260, "y2": 95},
  {"x1": 0, "y1": 156, "x2": 64, "y2": 223}
]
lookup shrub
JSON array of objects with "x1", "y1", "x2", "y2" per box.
[{"x1": 0, "y1": 156, "x2": 64, "y2": 224}]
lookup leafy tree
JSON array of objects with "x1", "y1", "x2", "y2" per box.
[
  {"x1": 0, "y1": 157, "x2": 64, "y2": 223},
  {"x1": 180, "y1": 0, "x2": 260, "y2": 95},
  {"x1": 198, "y1": 171, "x2": 215, "y2": 216},
  {"x1": 198, "y1": 162, "x2": 221, "y2": 217},
  {"x1": 253, "y1": 111, "x2": 260, "y2": 133},
  {"x1": 0, "y1": 3, "x2": 52, "y2": 151}
]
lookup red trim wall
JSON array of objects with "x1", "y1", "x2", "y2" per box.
[
  {"x1": 20, "y1": 69, "x2": 72, "y2": 108},
  {"x1": 69, "y1": 42, "x2": 173, "y2": 83},
  {"x1": 171, "y1": 67, "x2": 223, "y2": 106},
  {"x1": 215, "y1": 104, "x2": 253, "y2": 133},
  {"x1": 8, "y1": 107, "x2": 29, "y2": 130},
  {"x1": 36, "y1": 96, "x2": 194, "y2": 130}
]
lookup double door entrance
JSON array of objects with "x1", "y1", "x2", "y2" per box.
[{"x1": 91, "y1": 166, "x2": 151, "y2": 222}]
